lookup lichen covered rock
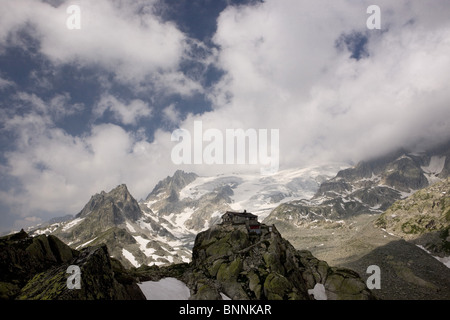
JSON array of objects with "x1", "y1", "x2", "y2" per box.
[
  {"x1": 0, "y1": 230, "x2": 145, "y2": 300},
  {"x1": 187, "y1": 223, "x2": 374, "y2": 300}
]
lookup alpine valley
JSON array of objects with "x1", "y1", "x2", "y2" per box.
[{"x1": 16, "y1": 141, "x2": 450, "y2": 299}]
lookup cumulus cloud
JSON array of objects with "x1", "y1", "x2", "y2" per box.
[
  {"x1": 0, "y1": 76, "x2": 14, "y2": 89},
  {"x1": 162, "y1": 103, "x2": 181, "y2": 125},
  {"x1": 94, "y1": 94, "x2": 152, "y2": 125},
  {"x1": 195, "y1": 0, "x2": 450, "y2": 168},
  {"x1": 0, "y1": 117, "x2": 176, "y2": 223},
  {"x1": 0, "y1": 0, "x2": 202, "y2": 95},
  {"x1": 13, "y1": 91, "x2": 84, "y2": 120}
]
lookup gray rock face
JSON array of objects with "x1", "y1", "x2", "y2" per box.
[
  {"x1": 376, "y1": 177, "x2": 450, "y2": 256},
  {"x1": 77, "y1": 184, "x2": 142, "y2": 222},
  {"x1": 55, "y1": 184, "x2": 146, "y2": 265},
  {"x1": 145, "y1": 170, "x2": 198, "y2": 202},
  {"x1": 184, "y1": 223, "x2": 374, "y2": 300}
]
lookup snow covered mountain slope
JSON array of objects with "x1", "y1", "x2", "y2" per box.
[
  {"x1": 140, "y1": 164, "x2": 348, "y2": 240},
  {"x1": 30, "y1": 184, "x2": 192, "y2": 268},
  {"x1": 265, "y1": 146, "x2": 450, "y2": 227},
  {"x1": 28, "y1": 164, "x2": 346, "y2": 268},
  {"x1": 179, "y1": 165, "x2": 347, "y2": 219}
]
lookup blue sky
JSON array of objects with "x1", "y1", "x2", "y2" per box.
[{"x1": 0, "y1": 0, "x2": 449, "y2": 232}]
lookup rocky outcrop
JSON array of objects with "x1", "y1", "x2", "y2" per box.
[
  {"x1": 376, "y1": 178, "x2": 450, "y2": 256},
  {"x1": 56, "y1": 184, "x2": 145, "y2": 258},
  {"x1": 76, "y1": 184, "x2": 142, "y2": 222},
  {"x1": 0, "y1": 230, "x2": 145, "y2": 300},
  {"x1": 178, "y1": 223, "x2": 374, "y2": 300},
  {"x1": 0, "y1": 230, "x2": 76, "y2": 299}
]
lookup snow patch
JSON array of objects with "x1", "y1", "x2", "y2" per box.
[
  {"x1": 138, "y1": 278, "x2": 190, "y2": 300},
  {"x1": 179, "y1": 176, "x2": 219, "y2": 200},
  {"x1": 308, "y1": 283, "x2": 327, "y2": 300},
  {"x1": 220, "y1": 292, "x2": 232, "y2": 300},
  {"x1": 126, "y1": 221, "x2": 136, "y2": 233},
  {"x1": 133, "y1": 235, "x2": 156, "y2": 257},
  {"x1": 122, "y1": 248, "x2": 140, "y2": 267},
  {"x1": 381, "y1": 228, "x2": 398, "y2": 237},
  {"x1": 33, "y1": 223, "x2": 60, "y2": 235},
  {"x1": 76, "y1": 237, "x2": 97, "y2": 249},
  {"x1": 137, "y1": 218, "x2": 154, "y2": 232},
  {"x1": 62, "y1": 218, "x2": 84, "y2": 231},
  {"x1": 421, "y1": 156, "x2": 446, "y2": 185}
]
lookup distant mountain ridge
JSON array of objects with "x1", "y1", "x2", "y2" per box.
[
  {"x1": 31, "y1": 184, "x2": 192, "y2": 268},
  {"x1": 27, "y1": 142, "x2": 450, "y2": 270},
  {"x1": 264, "y1": 144, "x2": 450, "y2": 227},
  {"x1": 138, "y1": 164, "x2": 346, "y2": 246},
  {"x1": 29, "y1": 164, "x2": 345, "y2": 268}
]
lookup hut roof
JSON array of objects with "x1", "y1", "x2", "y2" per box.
[{"x1": 223, "y1": 211, "x2": 258, "y2": 219}]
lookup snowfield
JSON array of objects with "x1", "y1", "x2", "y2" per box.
[
  {"x1": 122, "y1": 248, "x2": 140, "y2": 268},
  {"x1": 307, "y1": 283, "x2": 327, "y2": 300},
  {"x1": 61, "y1": 217, "x2": 85, "y2": 231},
  {"x1": 177, "y1": 164, "x2": 348, "y2": 221},
  {"x1": 138, "y1": 277, "x2": 191, "y2": 300},
  {"x1": 421, "y1": 156, "x2": 446, "y2": 184}
]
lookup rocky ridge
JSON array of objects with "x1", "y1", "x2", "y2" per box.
[
  {"x1": 0, "y1": 230, "x2": 144, "y2": 300},
  {"x1": 31, "y1": 184, "x2": 192, "y2": 268},
  {"x1": 28, "y1": 165, "x2": 342, "y2": 269},
  {"x1": 264, "y1": 145, "x2": 449, "y2": 228},
  {"x1": 375, "y1": 177, "x2": 450, "y2": 257}
]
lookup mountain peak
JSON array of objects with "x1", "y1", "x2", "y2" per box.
[
  {"x1": 76, "y1": 183, "x2": 141, "y2": 222},
  {"x1": 145, "y1": 170, "x2": 197, "y2": 201},
  {"x1": 108, "y1": 183, "x2": 133, "y2": 199},
  {"x1": 114, "y1": 183, "x2": 128, "y2": 190}
]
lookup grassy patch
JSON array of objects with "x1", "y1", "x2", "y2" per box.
[{"x1": 401, "y1": 222, "x2": 424, "y2": 235}]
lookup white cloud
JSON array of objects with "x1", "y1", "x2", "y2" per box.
[
  {"x1": 14, "y1": 91, "x2": 84, "y2": 120},
  {"x1": 0, "y1": 0, "x2": 201, "y2": 96},
  {"x1": 0, "y1": 76, "x2": 14, "y2": 89},
  {"x1": 0, "y1": 118, "x2": 177, "y2": 223},
  {"x1": 94, "y1": 94, "x2": 152, "y2": 125},
  {"x1": 198, "y1": 0, "x2": 450, "y2": 168},
  {"x1": 162, "y1": 103, "x2": 181, "y2": 125}
]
